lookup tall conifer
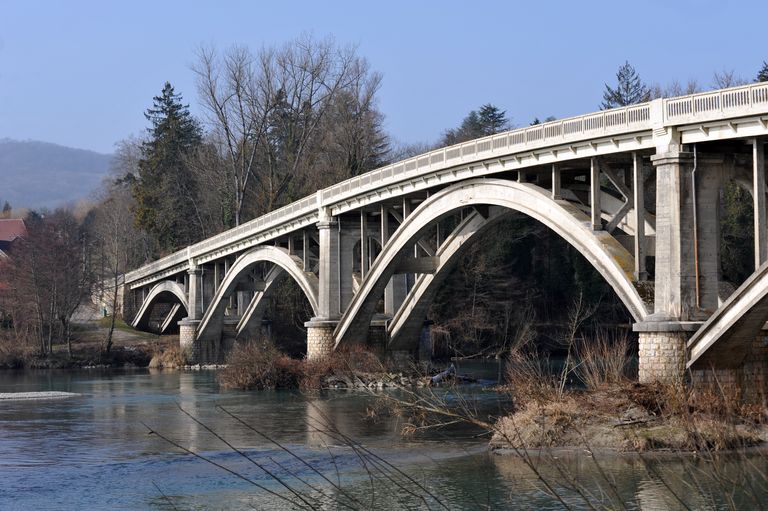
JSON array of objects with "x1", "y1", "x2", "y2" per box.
[{"x1": 133, "y1": 82, "x2": 202, "y2": 253}]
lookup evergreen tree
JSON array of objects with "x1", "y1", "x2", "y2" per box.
[
  {"x1": 441, "y1": 104, "x2": 510, "y2": 146},
  {"x1": 133, "y1": 82, "x2": 203, "y2": 253},
  {"x1": 757, "y1": 61, "x2": 768, "y2": 82},
  {"x1": 1, "y1": 201, "x2": 11, "y2": 218},
  {"x1": 601, "y1": 61, "x2": 650, "y2": 110}
]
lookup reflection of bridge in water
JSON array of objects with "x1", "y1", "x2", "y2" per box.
[{"x1": 126, "y1": 83, "x2": 768, "y2": 396}]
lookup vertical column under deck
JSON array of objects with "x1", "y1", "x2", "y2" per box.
[
  {"x1": 753, "y1": 139, "x2": 767, "y2": 269},
  {"x1": 590, "y1": 157, "x2": 602, "y2": 230},
  {"x1": 179, "y1": 265, "x2": 202, "y2": 354},
  {"x1": 306, "y1": 214, "x2": 341, "y2": 360}
]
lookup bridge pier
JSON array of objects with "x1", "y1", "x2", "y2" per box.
[
  {"x1": 305, "y1": 320, "x2": 336, "y2": 360},
  {"x1": 637, "y1": 331, "x2": 687, "y2": 384},
  {"x1": 636, "y1": 142, "x2": 726, "y2": 384},
  {"x1": 178, "y1": 319, "x2": 199, "y2": 355}
]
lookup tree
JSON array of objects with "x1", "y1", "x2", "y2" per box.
[
  {"x1": 757, "y1": 61, "x2": 768, "y2": 83},
  {"x1": 311, "y1": 58, "x2": 390, "y2": 188},
  {"x1": 601, "y1": 61, "x2": 649, "y2": 109},
  {"x1": 132, "y1": 82, "x2": 203, "y2": 254},
  {"x1": 712, "y1": 70, "x2": 746, "y2": 89},
  {"x1": 649, "y1": 79, "x2": 700, "y2": 99},
  {"x1": 530, "y1": 116, "x2": 557, "y2": 125},
  {"x1": 440, "y1": 104, "x2": 510, "y2": 146},
  {"x1": 193, "y1": 36, "x2": 388, "y2": 224},
  {"x1": 91, "y1": 181, "x2": 143, "y2": 354},
  {"x1": 1, "y1": 201, "x2": 11, "y2": 218},
  {"x1": 2, "y1": 210, "x2": 93, "y2": 356}
]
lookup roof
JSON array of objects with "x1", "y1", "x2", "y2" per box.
[{"x1": 0, "y1": 219, "x2": 26, "y2": 243}]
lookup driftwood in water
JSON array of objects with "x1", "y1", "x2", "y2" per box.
[{"x1": 429, "y1": 364, "x2": 477, "y2": 386}]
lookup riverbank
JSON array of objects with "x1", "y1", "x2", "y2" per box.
[
  {"x1": 490, "y1": 382, "x2": 768, "y2": 454},
  {"x1": 0, "y1": 319, "x2": 170, "y2": 369}
]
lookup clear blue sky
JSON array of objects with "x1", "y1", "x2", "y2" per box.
[{"x1": 1, "y1": 0, "x2": 767, "y2": 154}]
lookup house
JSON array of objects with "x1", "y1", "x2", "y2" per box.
[{"x1": 0, "y1": 219, "x2": 27, "y2": 258}]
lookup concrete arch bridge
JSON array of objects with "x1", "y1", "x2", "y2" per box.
[{"x1": 125, "y1": 83, "x2": 768, "y2": 393}]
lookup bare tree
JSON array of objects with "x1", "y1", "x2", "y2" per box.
[
  {"x1": 311, "y1": 58, "x2": 389, "y2": 189},
  {"x1": 91, "y1": 185, "x2": 140, "y2": 354},
  {"x1": 649, "y1": 79, "x2": 701, "y2": 99},
  {"x1": 193, "y1": 45, "x2": 267, "y2": 227},
  {"x1": 4, "y1": 211, "x2": 93, "y2": 356},
  {"x1": 193, "y1": 35, "x2": 385, "y2": 225},
  {"x1": 713, "y1": 69, "x2": 747, "y2": 89}
]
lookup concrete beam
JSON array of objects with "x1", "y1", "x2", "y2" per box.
[
  {"x1": 187, "y1": 266, "x2": 202, "y2": 320},
  {"x1": 632, "y1": 152, "x2": 647, "y2": 281},
  {"x1": 753, "y1": 139, "x2": 767, "y2": 269},
  {"x1": 316, "y1": 216, "x2": 341, "y2": 319},
  {"x1": 590, "y1": 157, "x2": 602, "y2": 230},
  {"x1": 360, "y1": 210, "x2": 369, "y2": 279},
  {"x1": 552, "y1": 164, "x2": 561, "y2": 200}
]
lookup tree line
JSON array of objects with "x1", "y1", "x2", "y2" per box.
[{"x1": 1, "y1": 46, "x2": 767, "y2": 360}]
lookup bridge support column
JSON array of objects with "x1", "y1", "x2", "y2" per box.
[
  {"x1": 305, "y1": 320, "x2": 336, "y2": 360},
  {"x1": 653, "y1": 150, "x2": 723, "y2": 318},
  {"x1": 178, "y1": 265, "x2": 203, "y2": 357},
  {"x1": 306, "y1": 214, "x2": 341, "y2": 360},
  {"x1": 638, "y1": 331, "x2": 687, "y2": 384},
  {"x1": 178, "y1": 319, "x2": 199, "y2": 355}
]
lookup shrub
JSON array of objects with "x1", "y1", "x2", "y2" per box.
[
  {"x1": 575, "y1": 331, "x2": 631, "y2": 390},
  {"x1": 219, "y1": 340, "x2": 388, "y2": 391},
  {"x1": 148, "y1": 345, "x2": 189, "y2": 369},
  {"x1": 219, "y1": 340, "x2": 301, "y2": 390},
  {"x1": 0, "y1": 338, "x2": 29, "y2": 368}
]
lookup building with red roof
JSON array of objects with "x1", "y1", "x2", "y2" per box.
[{"x1": 0, "y1": 219, "x2": 27, "y2": 258}]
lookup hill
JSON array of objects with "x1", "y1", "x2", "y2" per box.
[{"x1": 0, "y1": 139, "x2": 113, "y2": 210}]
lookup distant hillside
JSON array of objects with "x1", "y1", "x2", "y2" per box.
[{"x1": 0, "y1": 139, "x2": 113, "y2": 210}]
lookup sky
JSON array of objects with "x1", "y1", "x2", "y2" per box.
[{"x1": 1, "y1": 0, "x2": 768, "y2": 155}]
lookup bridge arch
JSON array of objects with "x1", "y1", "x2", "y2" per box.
[
  {"x1": 131, "y1": 281, "x2": 188, "y2": 331},
  {"x1": 196, "y1": 246, "x2": 319, "y2": 342},
  {"x1": 334, "y1": 178, "x2": 649, "y2": 350},
  {"x1": 236, "y1": 264, "x2": 286, "y2": 339},
  {"x1": 387, "y1": 209, "x2": 506, "y2": 349}
]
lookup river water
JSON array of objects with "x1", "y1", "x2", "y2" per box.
[{"x1": 0, "y1": 365, "x2": 765, "y2": 510}]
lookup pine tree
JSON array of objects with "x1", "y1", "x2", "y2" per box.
[
  {"x1": 441, "y1": 104, "x2": 510, "y2": 146},
  {"x1": 133, "y1": 82, "x2": 203, "y2": 253},
  {"x1": 1, "y1": 201, "x2": 11, "y2": 218},
  {"x1": 757, "y1": 61, "x2": 768, "y2": 82},
  {"x1": 476, "y1": 104, "x2": 509, "y2": 134},
  {"x1": 601, "y1": 61, "x2": 650, "y2": 110}
]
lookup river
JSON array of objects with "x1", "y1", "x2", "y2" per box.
[{"x1": 0, "y1": 365, "x2": 765, "y2": 510}]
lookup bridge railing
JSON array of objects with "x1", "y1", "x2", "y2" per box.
[
  {"x1": 126, "y1": 194, "x2": 318, "y2": 284},
  {"x1": 663, "y1": 81, "x2": 768, "y2": 124},
  {"x1": 191, "y1": 194, "x2": 318, "y2": 255},
  {"x1": 127, "y1": 83, "x2": 768, "y2": 286},
  {"x1": 320, "y1": 103, "x2": 652, "y2": 205}
]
